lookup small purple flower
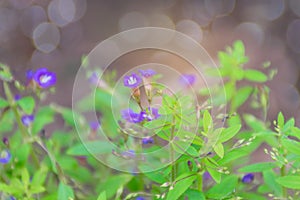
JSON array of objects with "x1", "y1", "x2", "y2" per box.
[
  {"x1": 33, "y1": 68, "x2": 57, "y2": 88},
  {"x1": 89, "y1": 72, "x2": 98, "y2": 85},
  {"x1": 123, "y1": 73, "x2": 142, "y2": 88},
  {"x1": 146, "y1": 107, "x2": 161, "y2": 121},
  {"x1": 14, "y1": 94, "x2": 21, "y2": 101},
  {"x1": 2, "y1": 137, "x2": 9, "y2": 146},
  {"x1": 21, "y1": 115, "x2": 34, "y2": 126},
  {"x1": 136, "y1": 197, "x2": 145, "y2": 200},
  {"x1": 142, "y1": 137, "x2": 154, "y2": 144},
  {"x1": 90, "y1": 121, "x2": 100, "y2": 131},
  {"x1": 0, "y1": 150, "x2": 11, "y2": 164},
  {"x1": 121, "y1": 149, "x2": 136, "y2": 159},
  {"x1": 10, "y1": 196, "x2": 16, "y2": 200},
  {"x1": 203, "y1": 171, "x2": 211, "y2": 180},
  {"x1": 179, "y1": 74, "x2": 196, "y2": 87},
  {"x1": 139, "y1": 69, "x2": 156, "y2": 78},
  {"x1": 121, "y1": 109, "x2": 145, "y2": 123},
  {"x1": 242, "y1": 173, "x2": 254, "y2": 183},
  {"x1": 26, "y1": 69, "x2": 34, "y2": 80}
]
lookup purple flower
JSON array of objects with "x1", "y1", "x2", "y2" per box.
[
  {"x1": 14, "y1": 94, "x2": 21, "y2": 101},
  {"x1": 121, "y1": 149, "x2": 136, "y2": 159},
  {"x1": 10, "y1": 196, "x2": 16, "y2": 200},
  {"x1": 179, "y1": 74, "x2": 196, "y2": 87},
  {"x1": 2, "y1": 137, "x2": 9, "y2": 146},
  {"x1": 0, "y1": 150, "x2": 11, "y2": 164},
  {"x1": 21, "y1": 115, "x2": 34, "y2": 126},
  {"x1": 121, "y1": 108, "x2": 145, "y2": 123},
  {"x1": 33, "y1": 68, "x2": 56, "y2": 88},
  {"x1": 89, "y1": 72, "x2": 98, "y2": 85},
  {"x1": 203, "y1": 171, "x2": 211, "y2": 180},
  {"x1": 139, "y1": 69, "x2": 156, "y2": 78},
  {"x1": 146, "y1": 107, "x2": 161, "y2": 121},
  {"x1": 26, "y1": 69, "x2": 34, "y2": 80},
  {"x1": 142, "y1": 137, "x2": 154, "y2": 144},
  {"x1": 90, "y1": 121, "x2": 100, "y2": 131},
  {"x1": 136, "y1": 197, "x2": 145, "y2": 200},
  {"x1": 123, "y1": 73, "x2": 142, "y2": 88},
  {"x1": 242, "y1": 173, "x2": 254, "y2": 183}
]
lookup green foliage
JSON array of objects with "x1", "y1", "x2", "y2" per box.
[{"x1": 0, "y1": 41, "x2": 299, "y2": 200}]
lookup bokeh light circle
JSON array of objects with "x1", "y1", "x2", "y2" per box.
[
  {"x1": 287, "y1": 19, "x2": 300, "y2": 53},
  {"x1": 33, "y1": 22, "x2": 60, "y2": 53},
  {"x1": 72, "y1": 27, "x2": 225, "y2": 173}
]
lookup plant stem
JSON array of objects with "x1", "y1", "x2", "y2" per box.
[
  {"x1": 281, "y1": 162, "x2": 287, "y2": 198},
  {"x1": 3, "y1": 82, "x2": 40, "y2": 169},
  {"x1": 170, "y1": 115, "x2": 176, "y2": 183},
  {"x1": 197, "y1": 173, "x2": 203, "y2": 192}
]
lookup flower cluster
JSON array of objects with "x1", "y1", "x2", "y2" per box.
[
  {"x1": 27, "y1": 68, "x2": 56, "y2": 88},
  {"x1": 121, "y1": 107, "x2": 160, "y2": 124}
]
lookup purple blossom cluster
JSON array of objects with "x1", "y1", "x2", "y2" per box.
[
  {"x1": 123, "y1": 69, "x2": 156, "y2": 89},
  {"x1": 121, "y1": 107, "x2": 161, "y2": 124}
]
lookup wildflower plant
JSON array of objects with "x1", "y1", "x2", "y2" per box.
[{"x1": 0, "y1": 27, "x2": 300, "y2": 200}]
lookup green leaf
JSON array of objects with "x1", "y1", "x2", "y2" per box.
[
  {"x1": 263, "y1": 170, "x2": 282, "y2": 197},
  {"x1": 213, "y1": 143, "x2": 224, "y2": 158},
  {"x1": 32, "y1": 106, "x2": 55, "y2": 134},
  {"x1": 244, "y1": 69, "x2": 268, "y2": 82},
  {"x1": 166, "y1": 173, "x2": 197, "y2": 200},
  {"x1": 233, "y1": 40, "x2": 245, "y2": 58},
  {"x1": 97, "y1": 191, "x2": 107, "y2": 200},
  {"x1": 17, "y1": 96, "x2": 35, "y2": 114},
  {"x1": 231, "y1": 86, "x2": 253, "y2": 109},
  {"x1": 58, "y1": 182, "x2": 74, "y2": 200},
  {"x1": 183, "y1": 189, "x2": 206, "y2": 200},
  {"x1": 277, "y1": 112, "x2": 284, "y2": 129},
  {"x1": 206, "y1": 175, "x2": 238, "y2": 199},
  {"x1": 21, "y1": 168, "x2": 30, "y2": 186},
  {"x1": 276, "y1": 176, "x2": 300, "y2": 189},
  {"x1": 203, "y1": 110, "x2": 212, "y2": 133},
  {"x1": 67, "y1": 141, "x2": 113, "y2": 156},
  {"x1": 219, "y1": 148, "x2": 249, "y2": 165},
  {"x1": 0, "y1": 97, "x2": 9, "y2": 109},
  {"x1": 239, "y1": 162, "x2": 277, "y2": 173},
  {"x1": 97, "y1": 174, "x2": 132, "y2": 199},
  {"x1": 219, "y1": 124, "x2": 241, "y2": 143},
  {"x1": 281, "y1": 138, "x2": 300, "y2": 156},
  {"x1": 0, "y1": 63, "x2": 13, "y2": 81}
]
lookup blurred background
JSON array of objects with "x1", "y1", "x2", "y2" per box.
[{"x1": 0, "y1": 0, "x2": 300, "y2": 124}]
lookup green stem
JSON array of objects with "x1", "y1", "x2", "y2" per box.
[
  {"x1": 280, "y1": 161, "x2": 287, "y2": 198},
  {"x1": 170, "y1": 115, "x2": 176, "y2": 183},
  {"x1": 197, "y1": 173, "x2": 203, "y2": 192},
  {"x1": 3, "y1": 82, "x2": 40, "y2": 169}
]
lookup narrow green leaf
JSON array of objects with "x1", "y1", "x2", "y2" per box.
[
  {"x1": 277, "y1": 112, "x2": 284, "y2": 129},
  {"x1": 58, "y1": 182, "x2": 74, "y2": 200},
  {"x1": 244, "y1": 69, "x2": 268, "y2": 82},
  {"x1": 219, "y1": 124, "x2": 241, "y2": 143},
  {"x1": 263, "y1": 170, "x2": 282, "y2": 197},
  {"x1": 207, "y1": 175, "x2": 238, "y2": 199},
  {"x1": 0, "y1": 98, "x2": 8, "y2": 109},
  {"x1": 276, "y1": 176, "x2": 300, "y2": 189},
  {"x1": 166, "y1": 173, "x2": 197, "y2": 200},
  {"x1": 67, "y1": 141, "x2": 113, "y2": 156},
  {"x1": 281, "y1": 138, "x2": 300, "y2": 156},
  {"x1": 17, "y1": 96, "x2": 35, "y2": 114},
  {"x1": 239, "y1": 162, "x2": 277, "y2": 173},
  {"x1": 203, "y1": 110, "x2": 212, "y2": 133},
  {"x1": 98, "y1": 174, "x2": 132, "y2": 199},
  {"x1": 231, "y1": 86, "x2": 253, "y2": 109},
  {"x1": 32, "y1": 106, "x2": 55, "y2": 134},
  {"x1": 213, "y1": 143, "x2": 224, "y2": 158},
  {"x1": 97, "y1": 191, "x2": 107, "y2": 200}
]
